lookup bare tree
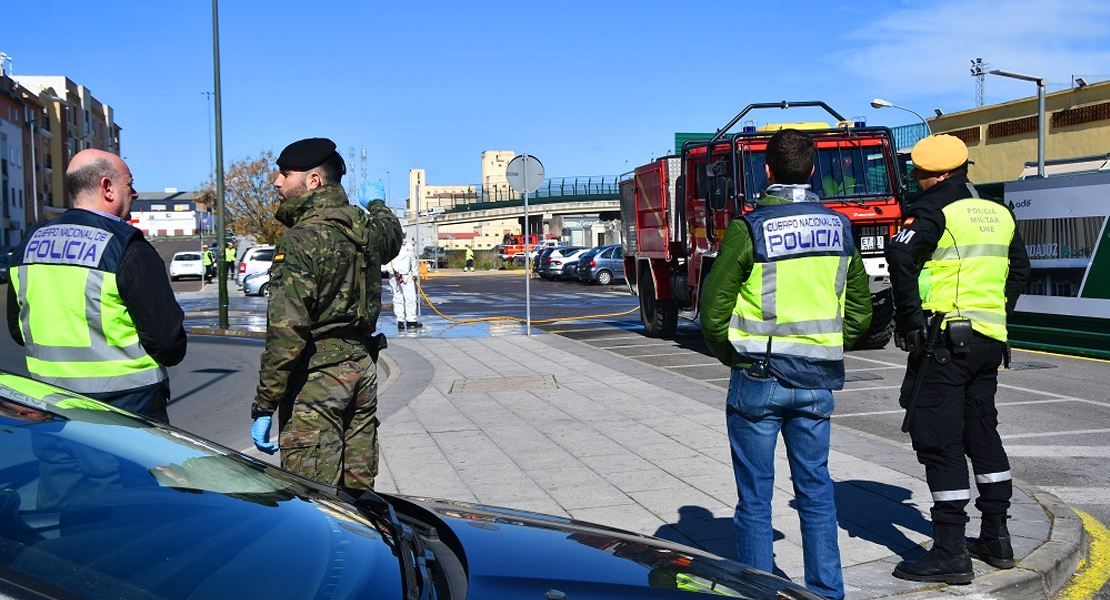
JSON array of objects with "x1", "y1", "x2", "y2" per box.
[{"x1": 199, "y1": 151, "x2": 285, "y2": 244}]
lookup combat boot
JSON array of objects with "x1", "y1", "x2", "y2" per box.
[
  {"x1": 893, "y1": 523, "x2": 974, "y2": 585},
  {"x1": 969, "y1": 514, "x2": 1015, "y2": 569}
]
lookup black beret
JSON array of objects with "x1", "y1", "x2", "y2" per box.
[{"x1": 276, "y1": 138, "x2": 341, "y2": 172}]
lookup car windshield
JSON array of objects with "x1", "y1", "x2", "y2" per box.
[
  {"x1": 254, "y1": 249, "x2": 275, "y2": 262},
  {"x1": 0, "y1": 375, "x2": 400, "y2": 600},
  {"x1": 174, "y1": 253, "x2": 201, "y2": 261}
]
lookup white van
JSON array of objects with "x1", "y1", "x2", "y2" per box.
[{"x1": 236, "y1": 245, "x2": 275, "y2": 286}]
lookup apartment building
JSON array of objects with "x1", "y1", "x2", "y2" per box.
[{"x1": 12, "y1": 75, "x2": 120, "y2": 222}]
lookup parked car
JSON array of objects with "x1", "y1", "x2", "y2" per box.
[
  {"x1": 0, "y1": 371, "x2": 823, "y2": 600},
  {"x1": 554, "y1": 247, "x2": 592, "y2": 280},
  {"x1": 168, "y1": 251, "x2": 205, "y2": 281},
  {"x1": 576, "y1": 244, "x2": 625, "y2": 285},
  {"x1": 537, "y1": 246, "x2": 584, "y2": 279},
  {"x1": 533, "y1": 246, "x2": 558, "y2": 276},
  {"x1": 237, "y1": 245, "x2": 274, "y2": 286},
  {"x1": 243, "y1": 271, "x2": 271, "y2": 296}
]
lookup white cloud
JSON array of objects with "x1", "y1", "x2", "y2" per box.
[{"x1": 832, "y1": 0, "x2": 1110, "y2": 103}]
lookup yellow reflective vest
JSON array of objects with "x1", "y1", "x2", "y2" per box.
[
  {"x1": 728, "y1": 201, "x2": 855, "y2": 389},
  {"x1": 10, "y1": 210, "x2": 167, "y2": 394},
  {"x1": 919, "y1": 198, "x2": 1014, "y2": 342}
]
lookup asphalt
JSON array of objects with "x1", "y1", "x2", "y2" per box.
[{"x1": 182, "y1": 273, "x2": 1087, "y2": 600}]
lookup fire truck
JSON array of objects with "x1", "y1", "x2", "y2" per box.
[{"x1": 620, "y1": 101, "x2": 905, "y2": 348}]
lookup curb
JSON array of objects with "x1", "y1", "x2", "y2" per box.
[
  {"x1": 871, "y1": 487, "x2": 1087, "y2": 600},
  {"x1": 186, "y1": 326, "x2": 266, "y2": 339}
]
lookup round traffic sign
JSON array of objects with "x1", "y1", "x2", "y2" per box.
[{"x1": 506, "y1": 154, "x2": 544, "y2": 194}]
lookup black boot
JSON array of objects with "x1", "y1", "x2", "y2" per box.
[
  {"x1": 398, "y1": 322, "x2": 406, "y2": 331},
  {"x1": 969, "y1": 514, "x2": 1015, "y2": 569},
  {"x1": 893, "y1": 523, "x2": 974, "y2": 585},
  {"x1": 407, "y1": 321, "x2": 423, "y2": 329}
]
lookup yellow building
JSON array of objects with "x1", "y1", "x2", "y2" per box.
[
  {"x1": 406, "y1": 150, "x2": 521, "y2": 251},
  {"x1": 929, "y1": 79, "x2": 1110, "y2": 183}
]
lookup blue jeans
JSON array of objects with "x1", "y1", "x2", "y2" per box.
[{"x1": 727, "y1": 367, "x2": 844, "y2": 600}]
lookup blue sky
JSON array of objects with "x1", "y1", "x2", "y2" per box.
[{"x1": 4, "y1": 0, "x2": 1109, "y2": 200}]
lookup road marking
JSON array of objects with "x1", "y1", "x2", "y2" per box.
[
  {"x1": 1054, "y1": 510, "x2": 1110, "y2": 600},
  {"x1": 624, "y1": 352, "x2": 699, "y2": 358},
  {"x1": 834, "y1": 385, "x2": 904, "y2": 393},
  {"x1": 833, "y1": 408, "x2": 903, "y2": 418},
  {"x1": 1001, "y1": 428, "x2": 1110, "y2": 440},
  {"x1": 845, "y1": 365, "x2": 904, "y2": 372},
  {"x1": 999, "y1": 383, "x2": 1110, "y2": 408},
  {"x1": 1040, "y1": 488, "x2": 1110, "y2": 505},
  {"x1": 663, "y1": 363, "x2": 725, "y2": 369},
  {"x1": 601, "y1": 342, "x2": 681, "y2": 349},
  {"x1": 1006, "y1": 446, "x2": 1110, "y2": 458},
  {"x1": 845, "y1": 354, "x2": 904, "y2": 367}
]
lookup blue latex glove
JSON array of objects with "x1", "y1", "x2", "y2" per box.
[{"x1": 251, "y1": 416, "x2": 279, "y2": 454}]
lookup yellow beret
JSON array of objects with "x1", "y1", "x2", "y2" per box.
[{"x1": 911, "y1": 135, "x2": 969, "y2": 173}]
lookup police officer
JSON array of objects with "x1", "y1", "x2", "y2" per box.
[
  {"x1": 7, "y1": 149, "x2": 187, "y2": 422},
  {"x1": 465, "y1": 245, "x2": 475, "y2": 271},
  {"x1": 250, "y1": 138, "x2": 402, "y2": 490},
  {"x1": 701, "y1": 129, "x2": 873, "y2": 600},
  {"x1": 224, "y1": 242, "x2": 236, "y2": 270},
  {"x1": 887, "y1": 135, "x2": 1030, "y2": 584},
  {"x1": 201, "y1": 244, "x2": 215, "y2": 283}
]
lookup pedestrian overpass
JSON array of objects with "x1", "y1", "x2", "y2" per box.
[{"x1": 406, "y1": 176, "x2": 623, "y2": 228}]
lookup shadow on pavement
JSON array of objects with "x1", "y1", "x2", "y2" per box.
[
  {"x1": 833, "y1": 479, "x2": 931, "y2": 560},
  {"x1": 652, "y1": 505, "x2": 790, "y2": 579}
]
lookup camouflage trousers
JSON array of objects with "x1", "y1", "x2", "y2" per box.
[{"x1": 277, "y1": 352, "x2": 379, "y2": 490}]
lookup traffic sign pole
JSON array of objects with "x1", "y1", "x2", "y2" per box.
[{"x1": 505, "y1": 154, "x2": 545, "y2": 337}]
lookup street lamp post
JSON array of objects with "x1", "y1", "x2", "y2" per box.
[
  {"x1": 870, "y1": 98, "x2": 933, "y2": 134},
  {"x1": 989, "y1": 69, "x2": 1046, "y2": 178}
]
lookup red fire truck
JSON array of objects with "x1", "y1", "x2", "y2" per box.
[{"x1": 620, "y1": 101, "x2": 905, "y2": 348}]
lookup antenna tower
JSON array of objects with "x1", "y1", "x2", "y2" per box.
[
  {"x1": 347, "y1": 146, "x2": 356, "y2": 198},
  {"x1": 360, "y1": 148, "x2": 368, "y2": 189},
  {"x1": 971, "y1": 58, "x2": 989, "y2": 107}
]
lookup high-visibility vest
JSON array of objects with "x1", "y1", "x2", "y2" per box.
[
  {"x1": 728, "y1": 202, "x2": 855, "y2": 389},
  {"x1": 822, "y1": 174, "x2": 856, "y2": 196},
  {"x1": 225, "y1": 247, "x2": 235, "y2": 262},
  {"x1": 919, "y1": 198, "x2": 1014, "y2": 342},
  {"x1": 10, "y1": 210, "x2": 167, "y2": 394},
  {"x1": 202, "y1": 250, "x2": 213, "y2": 266}
]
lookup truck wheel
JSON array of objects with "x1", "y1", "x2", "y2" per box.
[
  {"x1": 639, "y1": 274, "x2": 677, "y2": 339},
  {"x1": 597, "y1": 270, "x2": 613, "y2": 286},
  {"x1": 853, "y1": 288, "x2": 894, "y2": 350}
]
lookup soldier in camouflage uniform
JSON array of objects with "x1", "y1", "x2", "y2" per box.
[{"x1": 250, "y1": 138, "x2": 402, "y2": 490}]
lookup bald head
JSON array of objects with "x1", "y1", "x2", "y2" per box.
[{"x1": 65, "y1": 149, "x2": 136, "y2": 218}]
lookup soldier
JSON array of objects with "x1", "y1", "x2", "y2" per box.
[{"x1": 250, "y1": 138, "x2": 402, "y2": 490}]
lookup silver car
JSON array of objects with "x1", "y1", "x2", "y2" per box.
[{"x1": 243, "y1": 271, "x2": 271, "y2": 296}]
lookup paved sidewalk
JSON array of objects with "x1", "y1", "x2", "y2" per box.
[{"x1": 181, "y1": 284, "x2": 1085, "y2": 600}]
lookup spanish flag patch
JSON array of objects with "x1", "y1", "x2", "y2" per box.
[
  {"x1": 903, "y1": 217, "x2": 915, "y2": 227},
  {"x1": 273, "y1": 253, "x2": 285, "y2": 263}
]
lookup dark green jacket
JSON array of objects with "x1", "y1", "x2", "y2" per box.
[
  {"x1": 253, "y1": 185, "x2": 402, "y2": 416},
  {"x1": 699, "y1": 190, "x2": 873, "y2": 369}
]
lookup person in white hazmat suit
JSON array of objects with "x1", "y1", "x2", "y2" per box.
[{"x1": 388, "y1": 235, "x2": 421, "y2": 330}]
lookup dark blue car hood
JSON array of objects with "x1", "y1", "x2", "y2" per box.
[{"x1": 395, "y1": 495, "x2": 824, "y2": 600}]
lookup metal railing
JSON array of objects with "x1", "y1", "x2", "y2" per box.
[{"x1": 427, "y1": 175, "x2": 621, "y2": 213}]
